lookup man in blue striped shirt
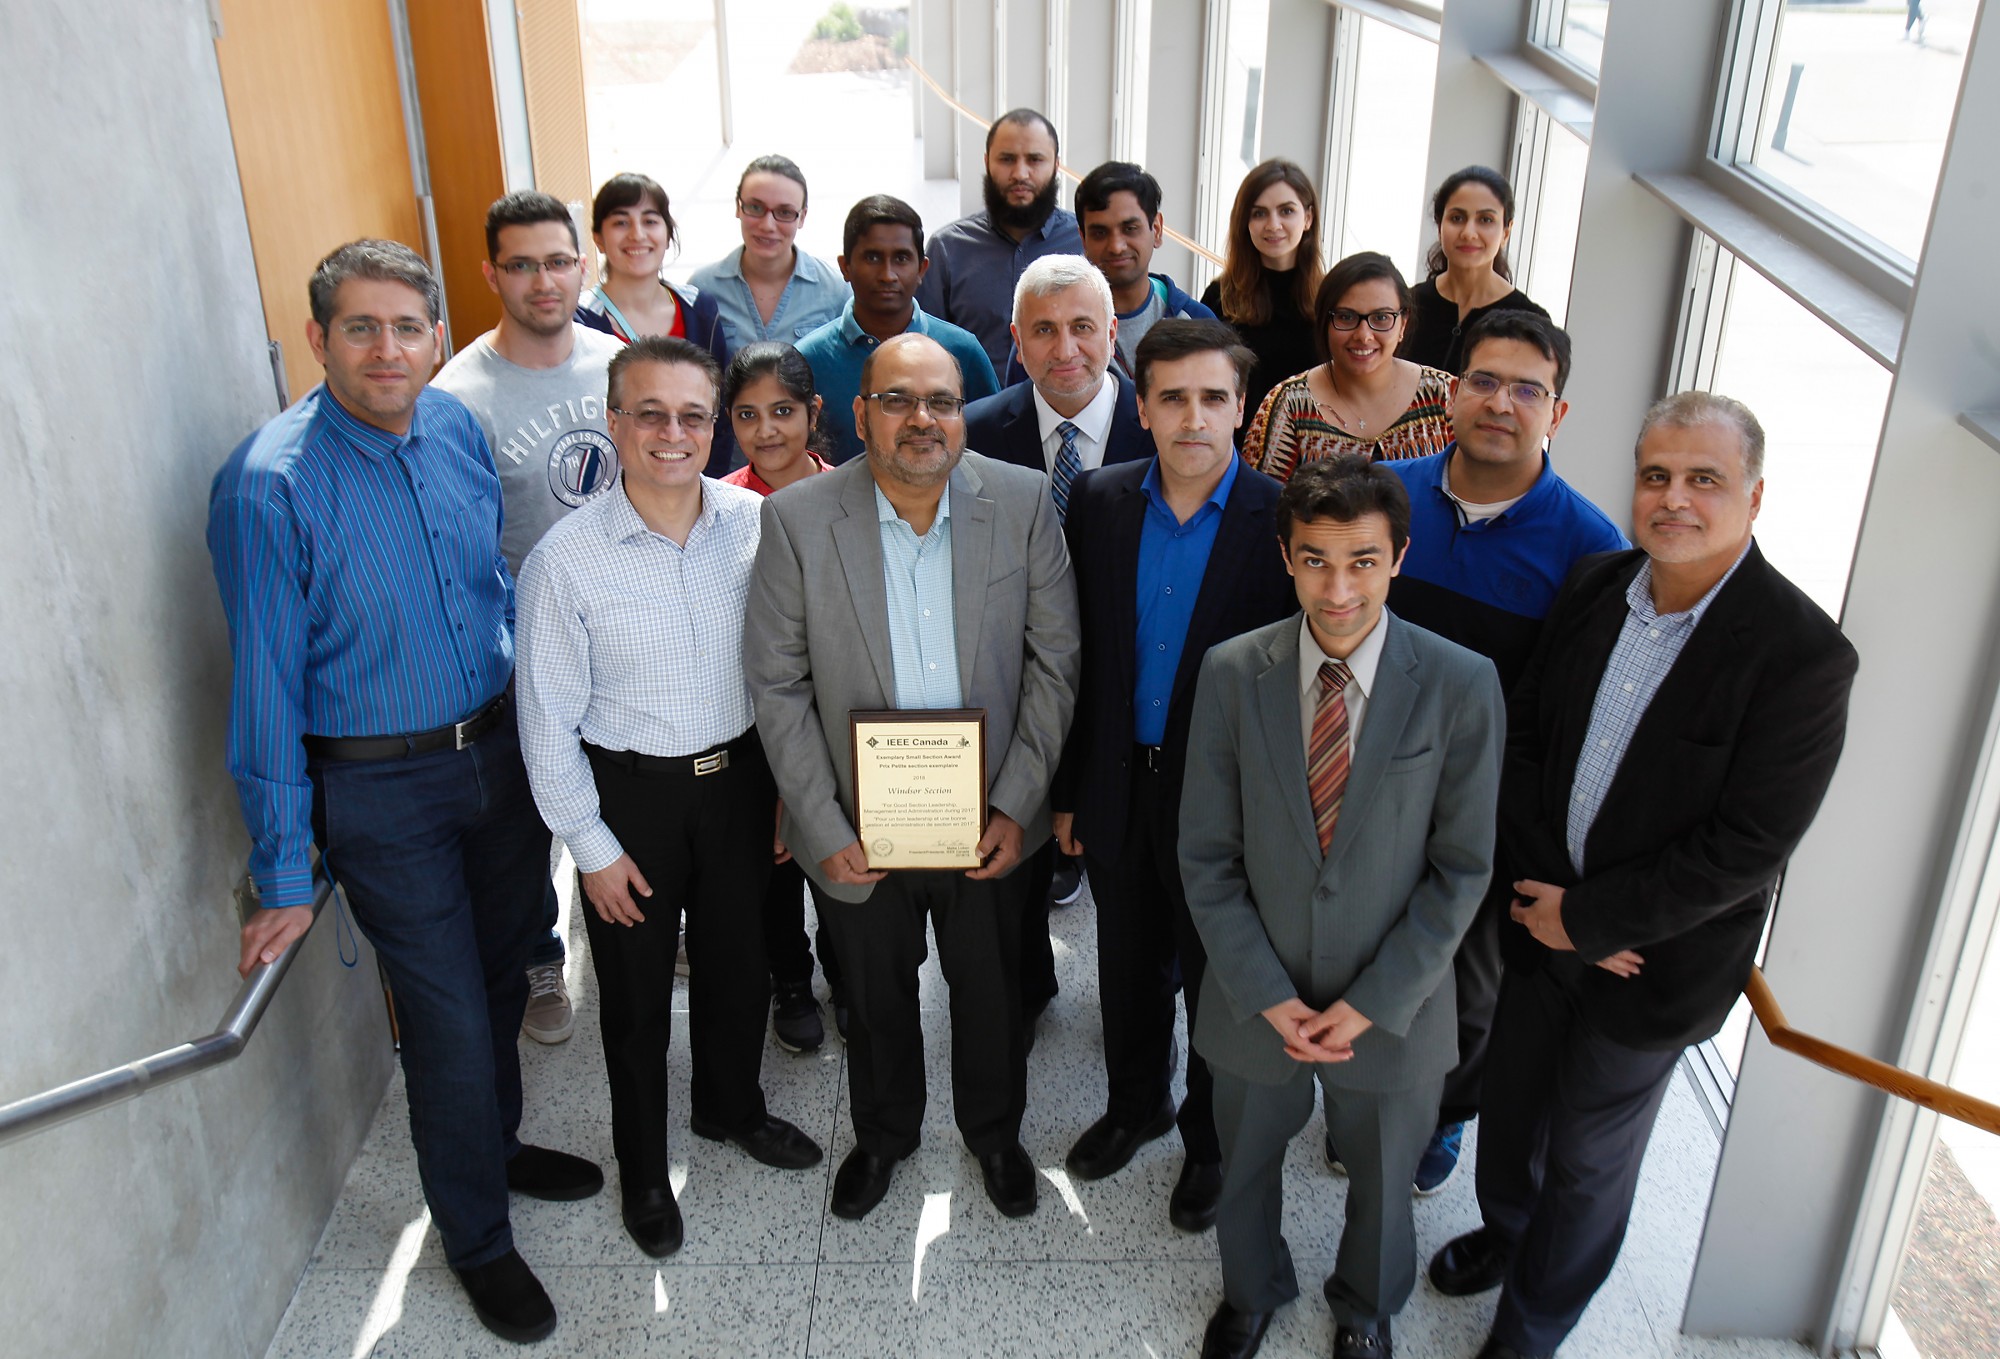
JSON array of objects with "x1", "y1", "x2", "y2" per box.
[{"x1": 208, "y1": 240, "x2": 599, "y2": 1346}]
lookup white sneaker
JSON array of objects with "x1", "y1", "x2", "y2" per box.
[{"x1": 522, "y1": 963, "x2": 575, "y2": 1043}]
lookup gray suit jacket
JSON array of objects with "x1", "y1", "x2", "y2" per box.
[
  {"x1": 1180, "y1": 612, "x2": 1505, "y2": 1091},
  {"x1": 744, "y1": 451, "x2": 1082, "y2": 902}
]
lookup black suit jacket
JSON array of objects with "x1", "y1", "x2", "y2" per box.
[
  {"x1": 1496, "y1": 543, "x2": 1858, "y2": 1050},
  {"x1": 1052, "y1": 457, "x2": 1296, "y2": 854},
  {"x1": 962, "y1": 371, "x2": 1155, "y2": 475}
]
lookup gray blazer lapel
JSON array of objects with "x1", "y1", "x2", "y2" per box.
[
  {"x1": 1254, "y1": 622, "x2": 1322, "y2": 861},
  {"x1": 831, "y1": 467, "x2": 899, "y2": 703},
  {"x1": 1325, "y1": 614, "x2": 1419, "y2": 871},
  {"x1": 949, "y1": 459, "x2": 996, "y2": 686}
]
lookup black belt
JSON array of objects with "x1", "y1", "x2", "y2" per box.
[
  {"x1": 585, "y1": 729, "x2": 759, "y2": 778},
  {"x1": 304, "y1": 692, "x2": 510, "y2": 763},
  {"x1": 1134, "y1": 743, "x2": 1169, "y2": 774}
]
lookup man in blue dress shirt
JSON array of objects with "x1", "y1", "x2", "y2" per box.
[{"x1": 208, "y1": 240, "x2": 599, "y2": 1346}]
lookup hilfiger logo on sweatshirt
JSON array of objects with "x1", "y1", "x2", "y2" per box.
[{"x1": 547, "y1": 428, "x2": 619, "y2": 507}]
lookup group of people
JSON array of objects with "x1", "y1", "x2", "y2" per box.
[{"x1": 206, "y1": 102, "x2": 1858, "y2": 1359}]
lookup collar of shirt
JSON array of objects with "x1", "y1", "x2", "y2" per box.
[
  {"x1": 710, "y1": 247, "x2": 834, "y2": 285},
  {"x1": 874, "y1": 478, "x2": 952, "y2": 537},
  {"x1": 1033, "y1": 371, "x2": 1117, "y2": 452},
  {"x1": 1626, "y1": 538, "x2": 1753, "y2": 629},
  {"x1": 601, "y1": 476, "x2": 739, "y2": 547},
  {"x1": 1298, "y1": 608, "x2": 1387, "y2": 711},
  {"x1": 840, "y1": 297, "x2": 933, "y2": 348},
  {"x1": 318, "y1": 383, "x2": 422, "y2": 462},
  {"x1": 1437, "y1": 447, "x2": 1553, "y2": 526},
  {"x1": 977, "y1": 208, "x2": 1068, "y2": 244},
  {"x1": 1141, "y1": 449, "x2": 1240, "y2": 524}
]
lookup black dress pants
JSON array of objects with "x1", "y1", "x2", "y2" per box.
[
  {"x1": 760, "y1": 857, "x2": 844, "y2": 992},
  {"x1": 1017, "y1": 841, "x2": 1061, "y2": 1010},
  {"x1": 1437, "y1": 885, "x2": 1507, "y2": 1126},
  {"x1": 1084, "y1": 756, "x2": 1220, "y2": 1163},
  {"x1": 583, "y1": 737, "x2": 776, "y2": 1194},
  {"x1": 1475, "y1": 960, "x2": 1681, "y2": 1356},
  {"x1": 821, "y1": 868, "x2": 1028, "y2": 1158}
]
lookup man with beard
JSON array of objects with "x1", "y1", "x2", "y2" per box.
[
  {"x1": 918, "y1": 108, "x2": 1083, "y2": 378},
  {"x1": 744, "y1": 333, "x2": 1081, "y2": 1222},
  {"x1": 435, "y1": 190, "x2": 625, "y2": 1045}
]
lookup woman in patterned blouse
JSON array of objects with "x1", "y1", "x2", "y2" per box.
[{"x1": 1245, "y1": 251, "x2": 1455, "y2": 481}]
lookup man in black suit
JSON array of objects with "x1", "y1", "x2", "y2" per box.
[
  {"x1": 1427, "y1": 392, "x2": 1859, "y2": 1359},
  {"x1": 1051, "y1": 319, "x2": 1296, "y2": 1231}
]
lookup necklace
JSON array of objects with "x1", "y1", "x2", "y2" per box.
[{"x1": 1311, "y1": 365, "x2": 1368, "y2": 432}]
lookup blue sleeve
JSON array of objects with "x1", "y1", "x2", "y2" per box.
[{"x1": 958, "y1": 336, "x2": 1001, "y2": 401}]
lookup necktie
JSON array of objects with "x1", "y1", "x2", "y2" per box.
[
  {"x1": 1052, "y1": 420, "x2": 1082, "y2": 523},
  {"x1": 1308, "y1": 660, "x2": 1353, "y2": 854}
]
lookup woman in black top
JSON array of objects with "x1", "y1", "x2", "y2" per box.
[
  {"x1": 1200, "y1": 159, "x2": 1325, "y2": 437},
  {"x1": 1401, "y1": 166, "x2": 1549, "y2": 375}
]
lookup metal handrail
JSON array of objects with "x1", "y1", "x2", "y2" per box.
[{"x1": 0, "y1": 872, "x2": 335, "y2": 1148}]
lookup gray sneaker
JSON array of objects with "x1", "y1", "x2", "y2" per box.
[{"x1": 522, "y1": 963, "x2": 575, "y2": 1044}]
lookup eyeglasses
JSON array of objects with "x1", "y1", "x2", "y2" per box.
[
  {"x1": 1460, "y1": 372, "x2": 1555, "y2": 407},
  {"x1": 1327, "y1": 307, "x2": 1405, "y2": 332},
  {"x1": 333, "y1": 319, "x2": 433, "y2": 350},
  {"x1": 609, "y1": 406, "x2": 715, "y2": 433},
  {"x1": 865, "y1": 392, "x2": 967, "y2": 419},
  {"x1": 494, "y1": 255, "x2": 582, "y2": 278},
  {"x1": 738, "y1": 199, "x2": 802, "y2": 225}
]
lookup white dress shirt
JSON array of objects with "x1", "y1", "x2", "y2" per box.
[
  {"x1": 1032, "y1": 371, "x2": 1119, "y2": 476},
  {"x1": 1298, "y1": 610, "x2": 1389, "y2": 758},
  {"x1": 515, "y1": 477, "x2": 763, "y2": 872}
]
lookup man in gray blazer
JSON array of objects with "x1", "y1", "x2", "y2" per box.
[
  {"x1": 744, "y1": 332, "x2": 1081, "y2": 1223},
  {"x1": 1180, "y1": 455, "x2": 1505, "y2": 1359}
]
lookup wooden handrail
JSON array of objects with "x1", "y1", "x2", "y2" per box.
[
  {"x1": 1745, "y1": 966, "x2": 2000, "y2": 1137},
  {"x1": 903, "y1": 56, "x2": 1229, "y2": 269}
]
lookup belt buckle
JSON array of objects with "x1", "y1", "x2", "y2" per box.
[
  {"x1": 693, "y1": 750, "x2": 728, "y2": 776},
  {"x1": 454, "y1": 716, "x2": 478, "y2": 751}
]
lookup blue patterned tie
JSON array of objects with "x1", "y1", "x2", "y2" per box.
[{"x1": 1052, "y1": 420, "x2": 1082, "y2": 524}]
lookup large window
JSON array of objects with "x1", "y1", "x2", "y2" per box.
[
  {"x1": 1333, "y1": 16, "x2": 1438, "y2": 282},
  {"x1": 1507, "y1": 106, "x2": 1588, "y2": 327},
  {"x1": 1548, "y1": 0, "x2": 1610, "y2": 75}
]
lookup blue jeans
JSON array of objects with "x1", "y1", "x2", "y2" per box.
[{"x1": 310, "y1": 720, "x2": 547, "y2": 1270}]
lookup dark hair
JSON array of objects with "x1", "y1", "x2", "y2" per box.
[
  {"x1": 1218, "y1": 159, "x2": 1324, "y2": 327},
  {"x1": 985, "y1": 108, "x2": 1060, "y2": 160},
  {"x1": 1132, "y1": 318, "x2": 1256, "y2": 399},
  {"x1": 1423, "y1": 165, "x2": 1516, "y2": 282},
  {"x1": 607, "y1": 335, "x2": 721, "y2": 409},
  {"x1": 1459, "y1": 309, "x2": 1573, "y2": 393},
  {"x1": 736, "y1": 154, "x2": 809, "y2": 211},
  {"x1": 1313, "y1": 253, "x2": 1412, "y2": 365},
  {"x1": 1275, "y1": 454, "x2": 1412, "y2": 558},
  {"x1": 308, "y1": 239, "x2": 441, "y2": 329},
  {"x1": 590, "y1": 173, "x2": 677, "y2": 244},
  {"x1": 842, "y1": 194, "x2": 926, "y2": 259},
  {"x1": 1075, "y1": 160, "x2": 1161, "y2": 220},
  {"x1": 485, "y1": 190, "x2": 577, "y2": 258},
  {"x1": 722, "y1": 341, "x2": 831, "y2": 455}
]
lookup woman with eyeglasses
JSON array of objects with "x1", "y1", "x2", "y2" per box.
[
  {"x1": 1200, "y1": 159, "x2": 1326, "y2": 438},
  {"x1": 691, "y1": 156, "x2": 851, "y2": 353},
  {"x1": 1246, "y1": 251, "x2": 1454, "y2": 482},
  {"x1": 1400, "y1": 165, "x2": 1549, "y2": 376},
  {"x1": 577, "y1": 172, "x2": 737, "y2": 474}
]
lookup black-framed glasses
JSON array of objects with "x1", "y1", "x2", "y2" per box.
[
  {"x1": 1327, "y1": 307, "x2": 1405, "y2": 332},
  {"x1": 609, "y1": 406, "x2": 715, "y2": 433},
  {"x1": 333, "y1": 319, "x2": 433, "y2": 350},
  {"x1": 738, "y1": 199, "x2": 802, "y2": 225},
  {"x1": 865, "y1": 392, "x2": 966, "y2": 419},
  {"x1": 494, "y1": 255, "x2": 582, "y2": 278},
  {"x1": 1460, "y1": 372, "x2": 1554, "y2": 407}
]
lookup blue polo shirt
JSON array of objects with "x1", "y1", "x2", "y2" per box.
[
  {"x1": 1134, "y1": 453, "x2": 1241, "y2": 744},
  {"x1": 688, "y1": 247, "x2": 851, "y2": 351},
  {"x1": 1385, "y1": 447, "x2": 1628, "y2": 692},
  {"x1": 795, "y1": 300, "x2": 1001, "y2": 465}
]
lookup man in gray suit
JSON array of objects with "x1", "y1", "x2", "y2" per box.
[
  {"x1": 744, "y1": 332, "x2": 1081, "y2": 1223},
  {"x1": 1180, "y1": 455, "x2": 1505, "y2": 1359}
]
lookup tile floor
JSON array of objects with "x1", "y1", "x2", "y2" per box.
[{"x1": 265, "y1": 882, "x2": 1820, "y2": 1358}]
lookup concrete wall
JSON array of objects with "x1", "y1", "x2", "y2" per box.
[{"x1": 0, "y1": 3, "x2": 395, "y2": 1356}]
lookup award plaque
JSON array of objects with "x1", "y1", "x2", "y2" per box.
[{"x1": 850, "y1": 709, "x2": 988, "y2": 870}]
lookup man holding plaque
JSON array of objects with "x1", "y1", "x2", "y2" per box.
[{"x1": 744, "y1": 332, "x2": 1081, "y2": 1223}]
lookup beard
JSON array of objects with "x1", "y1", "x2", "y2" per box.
[{"x1": 983, "y1": 172, "x2": 1060, "y2": 236}]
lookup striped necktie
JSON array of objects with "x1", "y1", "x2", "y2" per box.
[
  {"x1": 1308, "y1": 660, "x2": 1353, "y2": 854},
  {"x1": 1052, "y1": 420, "x2": 1082, "y2": 523}
]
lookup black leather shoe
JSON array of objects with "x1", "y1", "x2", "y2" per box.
[
  {"x1": 1169, "y1": 1158, "x2": 1224, "y2": 1232},
  {"x1": 455, "y1": 1248, "x2": 557, "y2": 1342},
  {"x1": 830, "y1": 1146, "x2": 902, "y2": 1220},
  {"x1": 690, "y1": 1113, "x2": 824, "y2": 1170},
  {"x1": 1474, "y1": 1337, "x2": 1550, "y2": 1359},
  {"x1": 1199, "y1": 1299, "x2": 1274, "y2": 1359},
  {"x1": 1333, "y1": 1316, "x2": 1392, "y2": 1358},
  {"x1": 505, "y1": 1145, "x2": 604, "y2": 1201},
  {"x1": 621, "y1": 1186, "x2": 683, "y2": 1257},
  {"x1": 977, "y1": 1143, "x2": 1039, "y2": 1217},
  {"x1": 1065, "y1": 1101, "x2": 1177, "y2": 1180},
  {"x1": 1429, "y1": 1225, "x2": 1509, "y2": 1296}
]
